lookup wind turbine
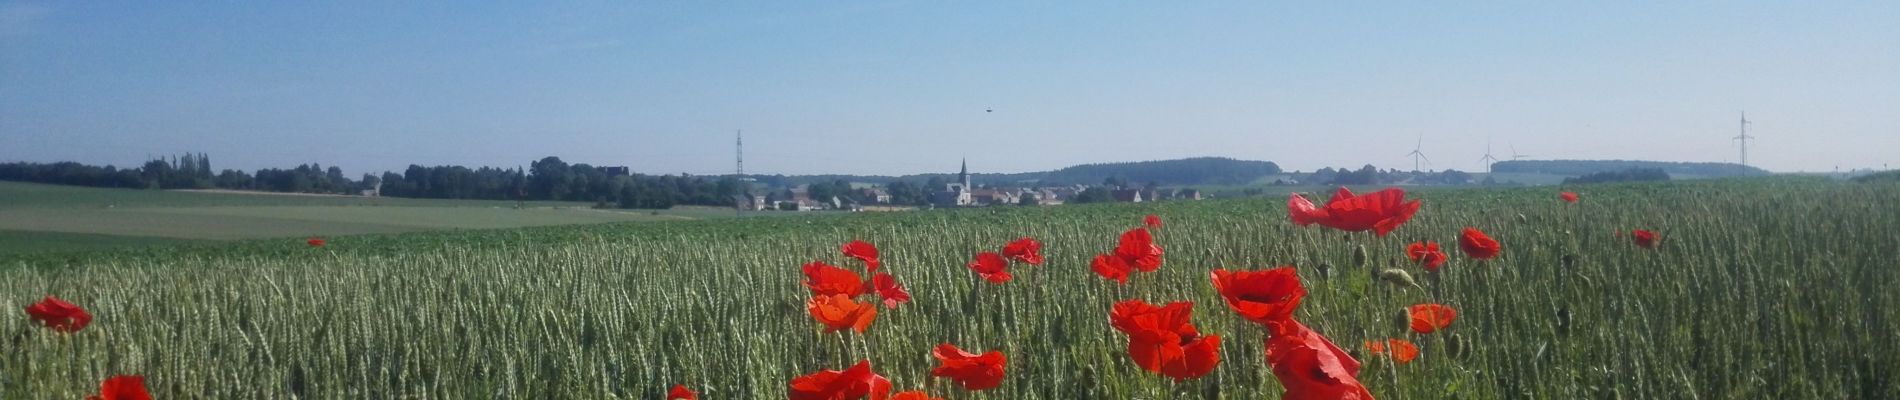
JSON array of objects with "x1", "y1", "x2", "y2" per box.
[
  {"x1": 1478, "y1": 139, "x2": 1500, "y2": 173},
  {"x1": 1510, "y1": 144, "x2": 1530, "y2": 160},
  {"x1": 1405, "y1": 134, "x2": 1431, "y2": 172}
]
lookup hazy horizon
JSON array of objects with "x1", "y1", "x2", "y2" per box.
[{"x1": 4, "y1": 2, "x2": 1896, "y2": 177}]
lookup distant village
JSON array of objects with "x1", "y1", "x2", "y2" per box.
[{"x1": 732, "y1": 160, "x2": 1204, "y2": 212}]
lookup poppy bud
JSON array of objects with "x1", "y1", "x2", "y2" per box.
[
  {"x1": 1352, "y1": 245, "x2": 1368, "y2": 269},
  {"x1": 1445, "y1": 333, "x2": 1471, "y2": 359},
  {"x1": 1378, "y1": 269, "x2": 1421, "y2": 289}
]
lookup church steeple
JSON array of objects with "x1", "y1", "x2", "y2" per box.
[{"x1": 959, "y1": 158, "x2": 971, "y2": 190}]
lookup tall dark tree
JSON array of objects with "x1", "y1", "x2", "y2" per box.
[{"x1": 530, "y1": 157, "x2": 571, "y2": 201}]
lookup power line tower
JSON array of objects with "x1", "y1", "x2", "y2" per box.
[{"x1": 1733, "y1": 112, "x2": 1754, "y2": 167}]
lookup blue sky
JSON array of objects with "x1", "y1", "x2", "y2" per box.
[{"x1": 3, "y1": 1, "x2": 1895, "y2": 176}]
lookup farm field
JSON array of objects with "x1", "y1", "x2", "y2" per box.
[
  {"x1": 0, "y1": 181, "x2": 751, "y2": 255},
  {"x1": 4, "y1": 177, "x2": 1898, "y2": 398}
]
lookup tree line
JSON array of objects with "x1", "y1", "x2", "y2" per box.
[
  {"x1": 0, "y1": 155, "x2": 747, "y2": 209},
  {"x1": 1493, "y1": 160, "x2": 1766, "y2": 177}
]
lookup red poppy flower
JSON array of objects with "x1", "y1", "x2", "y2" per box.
[
  {"x1": 1458, "y1": 227, "x2": 1502, "y2": 260},
  {"x1": 306, "y1": 237, "x2": 325, "y2": 247},
  {"x1": 1406, "y1": 241, "x2": 1449, "y2": 271},
  {"x1": 1090, "y1": 253, "x2": 1133, "y2": 284},
  {"x1": 930, "y1": 343, "x2": 1007, "y2": 391},
  {"x1": 1209, "y1": 267, "x2": 1305, "y2": 325},
  {"x1": 1109, "y1": 299, "x2": 1222, "y2": 381},
  {"x1": 807, "y1": 294, "x2": 878, "y2": 333},
  {"x1": 1560, "y1": 191, "x2": 1579, "y2": 203},
  {"x1": 789, "y1": 360, "x2": 892, "y2": 400},
  {"x1": 841, "y1": 240, "x2": 881, "y2": 272},
  {"x1": 1631, "y1": 229, "x2": 1660, "y2": 249},
  {"x1": 1407, "y1": 303, "x2": 1458, "y2": 334},
  {"x1": 24, "y1": 296, "x2": 92, "y2": 333},
  {"x1": 966, "y1": 252, "x2": 1013, "y2": 284},
  {"x1": 803, "y1": 261, "x2": 866, "y2": 298},
  {"x1": 1265, "y1": 320, "x2": 1372, "y2": 400},
  {"x1": 1114, "y1": 228, "x2": 1163, "y2": 272},
  {"x1": 85, "y1": 375, "x2": 151, "y2": 400},
  {"x1": 668, "y1": 384, "x2": 698, "y2": 400},
  {"x1": 869, "y1": 273, "x2": 911, "y2": 309},
  {"x1": 1144, "y1": 214, "x2": 1162, "y2": 228},
  {"x1": 1286, "y1": 187, "x2": 1422, "y2": 237},
  {"x1": 1001, "y1": 237, "x2": 1043, "y2": 265},
  {"x1": 1365, "y1": 338, "x2": 1420, "y2": 365}
]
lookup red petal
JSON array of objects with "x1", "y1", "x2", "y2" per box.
[
  {"x1": 668, "y1": 384, "x2": 698, "y2": 400},
  {"x1": 931, "y1": 343, "x2": 1007, "y2": 391},
  {"x1": 1458, "y1": 227, "x2": 1502, "y2": 260},
  {"x1": 1001, "y1": 237, "x2": 1044, "y2": 265},
  {"x1": 841, "y1": 240, "x2": 881, "y2": 271},
  {"x1": 97, "y1": 375, "x2": 151, "y2": 400},
  {"x1": 1091, "y1": 254, "x2": 1132, "y2": 284},
  {"x1": 1407, "y1": 304, "x2": 1458, "y2": 334},
  {"x1": 1209, "y1": 267, "x2": 1305, "y2": 325},
  {"x1": 802, "y1": 261, "x2": 866, "y2": 298},
  {"x1": 967, "y1": 252, "x2": 1011, "y2": 284},
  {"x1": 1287, "y1": 193, "x2": 1326, "y2": 226},
  {"x1": 871, "y1": 273, "x2": 912, "y2": 308}
]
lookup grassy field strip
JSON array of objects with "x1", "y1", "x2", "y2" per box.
[
  {"x1": 0, "y1": 181, "x2": 594, "y2": 210},
  {"x1": 0, "y1": 208, "x2": 422, "y2": 240},
  {"x1": 0, "y1": 182, "x2": 755, "y2": 254},
  {"x1": 0, "y1": 230, "x2": 204, "y2": 254}
]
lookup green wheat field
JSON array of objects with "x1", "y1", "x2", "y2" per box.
[{"x1": 5, "y1": 177, "x2": 1897, "y2": 399}]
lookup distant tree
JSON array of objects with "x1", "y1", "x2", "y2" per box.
[
  {"x1": 885, "y1": 181, "x2": 925, "y2": 205},
  {"x1": 140, "y1": 159, "x2": 171, "y2": 189},
  {"x1": 1328, "y1": 165, "x2": 1381, "y2": 185},
  {"x1": 0, "y1": 161, "x2": 143, "y2": 188},
  {"x1": 1072, "y1": 187, "x2": 1114, "y2": 203},
  {"x1": 529, "y1": 157, "x2": 571, "y2": 200},
  {"x1": 1435, "y1": 169, "x2": 1472, "y2": 185},
  {"x1": 215, "y1": 169, "x2": 253, "y2": 189},
  {"x1": 359, "y1": 173, "x2": 381, "y2": 192}
]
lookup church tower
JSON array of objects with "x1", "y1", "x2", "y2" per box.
[{"x1": 959, "y1": 158, "x2": 971, "y2": 191}]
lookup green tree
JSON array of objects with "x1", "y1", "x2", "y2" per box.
[
  {"x1": 1072, "y1": 187, "x2": 1114, "y2": 203},
  {"x1": 530, "y1": 157, "x2": 570, "y2": 200}
]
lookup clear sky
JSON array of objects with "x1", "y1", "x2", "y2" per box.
[{"x1": 3, "y1": 1, "x2": 1896, "y2": 176}]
